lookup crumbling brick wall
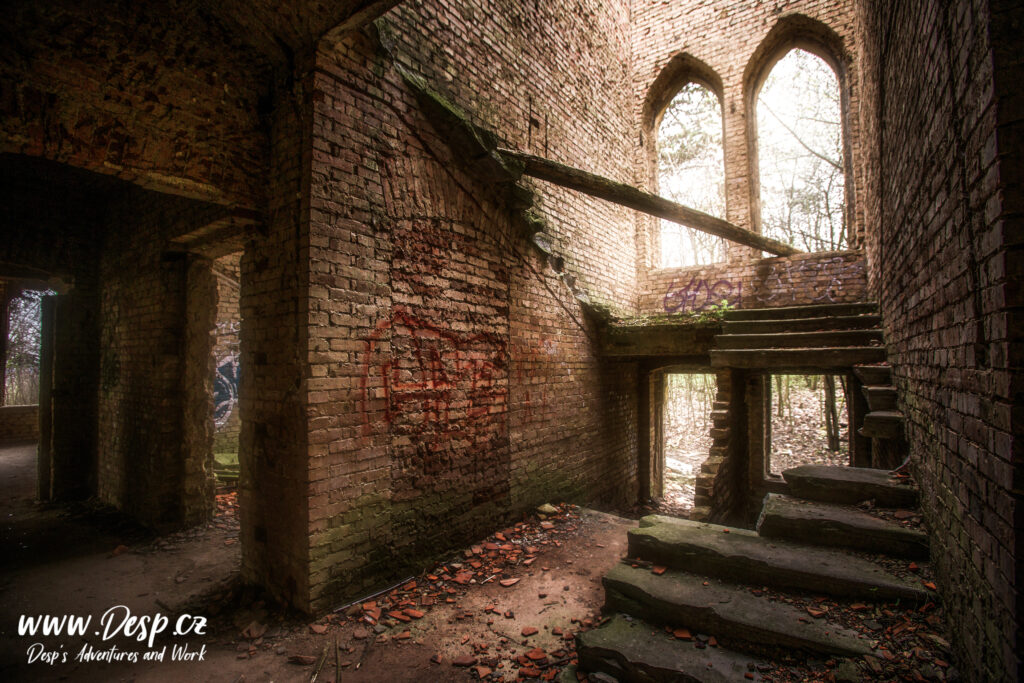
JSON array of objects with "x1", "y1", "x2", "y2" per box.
[
  {"x1": 98, "y1": 189, "x2": 229, "y2": 529},
  {"x1": 0, "y1": 406, "x2": 39, "y2": 442},
  {"x1": 300, "y1": 0, "x2": 639, "y2": 610},
  {"x1": 856, "y1": 0, "x2": 1023, "y2": 679},
  {"x1": 639, "y1": 250, "x2": 869, "y2": 315},
  {"x1": 0, "y1": 0, "x2": 270, "y2": 209}
]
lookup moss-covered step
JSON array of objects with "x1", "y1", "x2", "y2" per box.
[
  {"x1": 782, "y1": 464, "x2": 918, "y2": 507},
  {"x1": 628, "y1": 517, "x2": 928, "y2": 602},
  {"x1": 722, "y1": 303, "x2": 877, "y2": 321},
  {"x1": 603, "y1": 563, "x2": 872, "y2": 657},
  {"x1": 576, "y1": 614, "x2": 760, "y2": 682},
  {"x1": 757, "y1": 494, "x2": 929, "y2": 559},
  {"x1": 722, "y1": 314, "x2": 881, "y2": 334}
]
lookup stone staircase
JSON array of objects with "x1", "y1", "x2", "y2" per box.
[
  {"x1": 710, "y1": 301, "x2": 907, "y2": 470},
  {"x1": 854, "y1": 364, "x2": 907, "y2": 470},
  {"x1": 571, "y1": 465, "x2": 930, "y2": 682},
  {"x1": 710, "y1": 302, "x2": 885, "y2": 370}
]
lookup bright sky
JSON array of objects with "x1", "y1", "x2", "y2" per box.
[{"x1": 658, "y1": 48, "x2": 844, "y2": 268}]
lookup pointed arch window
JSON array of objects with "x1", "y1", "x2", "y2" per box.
[
  {"x1": 756, "y1": 48, "x2": 846, "y2": 252},
  {"x1": 657, "y1": 82, "x2": 726, "y2": 267}
]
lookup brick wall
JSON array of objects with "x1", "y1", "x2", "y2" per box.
[
  {"x1": 630, "y1": 1, "x2": 863, "y2": 267},
  {"x1": 98, "y1": 188, "x2": 229, "y2": 529},
  {"x1": 299, "y1": 0, "x2": 639, "y2": 611},
  {"x1": 640, "y1": 250, "x2": 869, "y2": 315},
  {"x1": 856, "y1": 0, "x2": 1023, "y2": 679},
  {"x1": 0, "y1": 0, "x2": 269, "y2": 208},
  {"x1": 0, "y1": 406, "x2": 39, "y2": 442}
]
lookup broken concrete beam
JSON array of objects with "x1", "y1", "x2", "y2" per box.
[{"x1": 497, "y1": 148, "x2": 799, "y2": 257}]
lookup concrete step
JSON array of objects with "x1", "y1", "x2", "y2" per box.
[
  {"x1": 710, "y1": 346, "x2": 887, "y2": 370},
  {"x1": 782, "y1": 465, "x2": 918, "y2": 507},
  {"x1": 863, "y1": 385, "x2": 898, "y2": 411},
  {"x1": 860, "y1": 410, "x2": 904, "y2": 439},
  {"x1": 576, "y1": 614, "x2": 760, "y2": 682},
  {"x1": 722, "y1": 314, "x2": 882, "y2": 335},
  {"x1": 715, "y1": 329, "x2": 883, "y2": 349},
  {"x1": 853, "y1": 363, "x2": 891, "y2": 385},
  {"x1": 603, "y1": 563, "x2": 872, "y2": 657},
  {"x1": 757, "y1": 494, "x2": 929, "y2": 559},
  {"x1": 723, "y1": 303, "x2": 878, "y2": 321},
  {"x1": 630, "y1": 516, "x2": 928, "y2": 601}
]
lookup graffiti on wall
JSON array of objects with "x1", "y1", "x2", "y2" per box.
[
  {"x1": 761, "y1": 257, "x2": 865, "y2": 306},
  {"x1": 213, "y1": 321, "x2": 240, "y2": 429},
  {"x1": 662, "y1": 257, "x2": 866, "y2": 313},
  {"x1": 360, "y1": 311, "x2": 508, "y2": 437},
  {"x1": 663, "y1": 276, "x2": 743, "y2": 314}
]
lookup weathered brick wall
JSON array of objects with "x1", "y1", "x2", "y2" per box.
[
  {"x1": 0, "y1": 0, "x2": 270, "y2": 208},
  {"x1": 237, "y1": 71, "x2": 313, "y2": 609},
  {"x1": 856, "y1": 0, "x2": 1023, "y2": 679},
  {"x1": 98, "y1": 189, "x2": 229, "y2": 529},
  {"x1": 302, "y1": 0, "x2": 639, "y2": 610},
  {"x1": 0, "y1": 406, "x2": 39, "y2": 442},
  {"x1": 631, "y1": 1, "x2": 863, "y2": 267},
  {"x1": 639, "y1": 250, "x2": 868, "y2": 315}
]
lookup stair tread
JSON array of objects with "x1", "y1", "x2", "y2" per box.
[
  {"x1": 576, "y1": 614, "x2": 760, "y2": 682},
  {"x1": 723, "y1": 303, "x2": 878, "y2": 321},
  {"x1": 757, "y1": 494, "x2": 929, "y2": 559},
  {"x1": 864, "y1": 410, "x2": 903, "y2": 420},
  {"x1": 715, "y1": 330, "x2": 883, "y2": 350},
  {"x1": 629, "y1": 516, "x2": 928, "y2": 601},
  {"x1": 782, "y1": 465, "x2": 917, "y2": 507},
  {"x1": 711, "y1": 347, "x2": 887, "y2": 369},
  {"x1": 604, "y1": 563, "x2": 872, "y2": 656}
]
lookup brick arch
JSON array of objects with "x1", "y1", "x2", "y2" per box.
[
  {"x1": 641, "y1": 54, "x2": 726, "y2": 267},
  {"x1": 742, "y1": 14, "x2": 855, "y2": 244}
]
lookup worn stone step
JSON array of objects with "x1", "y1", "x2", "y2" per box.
[
  {"x1": 710, "y1": 347, "x2": 887, "y2": 370},
  {"x1": 859, "y1": 410, "x2": 904, "y2": 439},
  {"x1": 863, "y1": 385, "x2": 898, "y2": 411},
  {"x1": 853, "y1": 364, "x2": 891, "y2": 385},
  {"x1": 576, "y1": 614, "x2": 760, "y2": 682},
  {"x1": 722, "y1": 314, "x2": 882, "y2": 335},
  {"x1": 723, "y1": 303, "x2": 878, "y2": 321},
  {"x1": 712, "y1": 400, "x2": 730, "y2": 411},
  {"x1": 782, "y1": 465, "x2": 918, "y2": 507},
  {"x1": 630, "y1": 516, "x2": 928, "y2": 601},
  {"x1": 603, "y1": 564, "x2": 872, "y2": 657},
  {"x1": 757, "y1": 494, "x2": 929, "y2": 559},
  {"x1": 715, "y1": 329, "x2": 883, "y2": 350}
]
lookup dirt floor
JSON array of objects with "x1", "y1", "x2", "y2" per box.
[{"x1": 0, "y1": 443, "x2": 636, "y2": 682}]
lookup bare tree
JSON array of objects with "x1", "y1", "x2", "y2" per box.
[{"x1": 5, "y1": 289, "x2": 48, "y2": 405}]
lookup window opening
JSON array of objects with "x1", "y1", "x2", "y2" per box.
[
  {"x1": 756, "y1": 48, "x2": 846, "y2": 252},
  {"x1": 658, "y1": 83, "x2": 726, "y2": 267},
  {"x1": 4, "y1": 288, "x2": 53, "y2": 406}
]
